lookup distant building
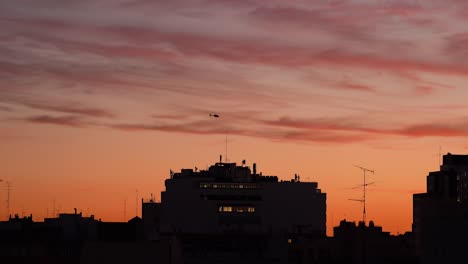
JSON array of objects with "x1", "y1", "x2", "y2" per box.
[
  {"x1": 0, "y1": 210, "x2": 163, "y2": 264},
  {"x1": 80, "y1": 239, "x2": 170, "y2": 264},
  {"x1": 331, "y1": 220, "x2": 417, "y2": 264},
  {"x1": 413, "y1": 153, "x2": 468, "y2": 264},
  {"x1": 44, "y1": 209, "x2": 99, "y2": 242},
  {"x1": 158, "y1": 157, "x2": 327, "y2": 263},
  {"x1": 142, "y1": 195, "x2": 161, "y2": 241},
  {"x1": 0, "y1": 211, "x2": 95, "y2": 263},
  {"x1": 285, "y1": 219, "x2": 417, "y2": 264},
  {"x1": 98, "y1": 216, "x2": 143, "y2": 242}
]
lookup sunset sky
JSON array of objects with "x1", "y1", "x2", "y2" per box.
[{"x1": 2, "y1": 0, "x2": 468, "y2": 236}]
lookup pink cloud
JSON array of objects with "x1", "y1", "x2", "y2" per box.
[
  {"x1": 2, "y1": 9, "x2": 465, "y2": 79},
  {"x1": 2, "y1": 0, "x2": 468, "y2": 147},
  {"x1": 0, "y1": 105, "x2": 12, "y2": 112},
  {"x1": 445, "y1": 32, "x2": 468, "y2": 61},
  {"x1": 25, "y1": 103, "x2": 115, "y2": 118},
  {"x1": 414, "y1": 86, "x2": 434, "y2": 96},
  {"x1": 340, "y1": 83, "x2": 376, "y2": 92},
  {"x1": 397, "y1": 124, "x2": 468, "y2": 137},
  {"x1": 262, "y1": 117, "x2": 468, "y2": 138},
  {"x1": 24, "y1": 115, "x2": 88, "y2": 127}
]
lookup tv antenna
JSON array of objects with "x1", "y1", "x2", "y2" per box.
[
  {"x1": 349, "y1": 165, "x2": 375, "y2": 224},
  {"x1": 438, "y1": 145, "x2": 442, "y2": 168},
  {"x1": 135, "y1": 189, "x2": 139, "y2": 218},
  {"x1": 5, "y1": 181, "x2": 12, "y2": 218}
]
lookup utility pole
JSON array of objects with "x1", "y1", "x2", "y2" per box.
[{"x1": 349, "y1": 165, "x2": 375, "y2": 224}]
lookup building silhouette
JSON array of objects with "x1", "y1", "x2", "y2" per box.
[
  {"x1": 0, "y1": 155, "x2": 427, "y2": 263},
  {"x1": 331, "y1": 220, "x2": 416, "y2": 264},
  {"x1": 160, "y1": 157, "x2": 326, "y2": 235},
  {"x1": 153, "y1": 156, "x2": 327, "y2": 263},
  {"x1": 141, "y1": 195, "x2": 161, "y2": 241},
  {"x1": 0, "y1": 211, "x2": 170, "y2": 264},
  {"x1": 413, "y1": 152, "x2": 468, "y2": 264}
]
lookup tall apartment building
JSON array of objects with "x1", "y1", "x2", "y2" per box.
[
  {"x1": 152, "y1": 156, "x2": 326, "y2": 263},
  {"x1": 413, "y1": 153, "x2": 468, "y2": 264}
]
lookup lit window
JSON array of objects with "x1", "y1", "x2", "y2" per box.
[
  {"x1": 219, "y1": 205, "x2": 258, "y2": 213},
  {"x1": 200, "y1": 182, "x2": 260, "y2": 189},
  {"x1": 218, "y1": 206, "x2": 232, "y2": 212},
  {"x1": 288, "y1": 239, "x2": 292, "y2": 244}
]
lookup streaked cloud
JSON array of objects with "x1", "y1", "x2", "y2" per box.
[
  {"x1": 107, "y1": 115, "x2": 468, "y2": 144},
  {"x1": 24, "y1": 115, "x2": 89, "y2": 128},
  {"x1": 1, "y1": 0, "x2": 468, "y2": 145},
  {"x1": 23, "y1": 103, "x2": 116, "y2": 118}
]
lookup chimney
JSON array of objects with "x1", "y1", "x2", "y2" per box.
[
  {"x1": 253, "y1": 163, "x2": 257, "y2": 175},
  {"x1": 74, "y1": 208, "x2": 77, "y2": 215},
  {"x1": 220, "y1": 155, "x2": 222, "y2": 163}
]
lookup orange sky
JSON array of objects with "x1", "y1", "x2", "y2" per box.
[{"x1": 2, "y1": 0, "x2": 468, "y2": 236}]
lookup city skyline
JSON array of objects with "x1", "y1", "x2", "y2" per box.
[{"x1": 2, "y1": 0, "x2": 468, "y2": 236}]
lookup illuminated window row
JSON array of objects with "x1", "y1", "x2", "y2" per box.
[
  {"x1": 200, "y1": 183, "x2": 259, "y2": 189},
  {"x1": 218, "y1": 206, "x2": 256, "y2": 213},
  {"x1": 200, "y1": 194, "x2": 262, "y2": 201}
]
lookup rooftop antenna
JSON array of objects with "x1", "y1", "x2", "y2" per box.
[
  {"x1": 135, "y1": 189, "x2": 139, "y2": 217},
  {"x1": 349, "y1": 165, "x2": 375, "y2": 224},
  {"x1": 439, "y1": 145, "x2": 442, "y2": 168},
  {"x1": 209, "y1": 113, "x2": 227, "y2": 162},
  {"x1": 5, "y1": 181, "x2": 12, "y2": 218}
]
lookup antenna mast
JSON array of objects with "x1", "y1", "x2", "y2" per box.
[
  {"x1": 135, "y1": 189, "x2": 138, "y2": 217},
  {"x1": 5, "y1": 181, "x2": 12, "y2": 218},
  {"x1": 225, "y1": 128, "x2": 228, "y2": 163},
  {"x1": 439, "y1": 145, "x2": 442, "y2": 168},
  {"x1": 349, "y1": 165, "x2": 375, "y2": 224}
]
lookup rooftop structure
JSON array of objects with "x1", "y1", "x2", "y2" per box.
[{"x1": 159, "y1": 157, "x2": 326, "y2": 236}]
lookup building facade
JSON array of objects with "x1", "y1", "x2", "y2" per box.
[
  {"x1": 159, "y1": 158, "x2": 326, "y2": 236},
  {"x1": 413, "y1": 153, "x2": 468, "y2": 264},
  {"x1": 156, "y1": 157, "x2": 326, "y2": 263}
]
